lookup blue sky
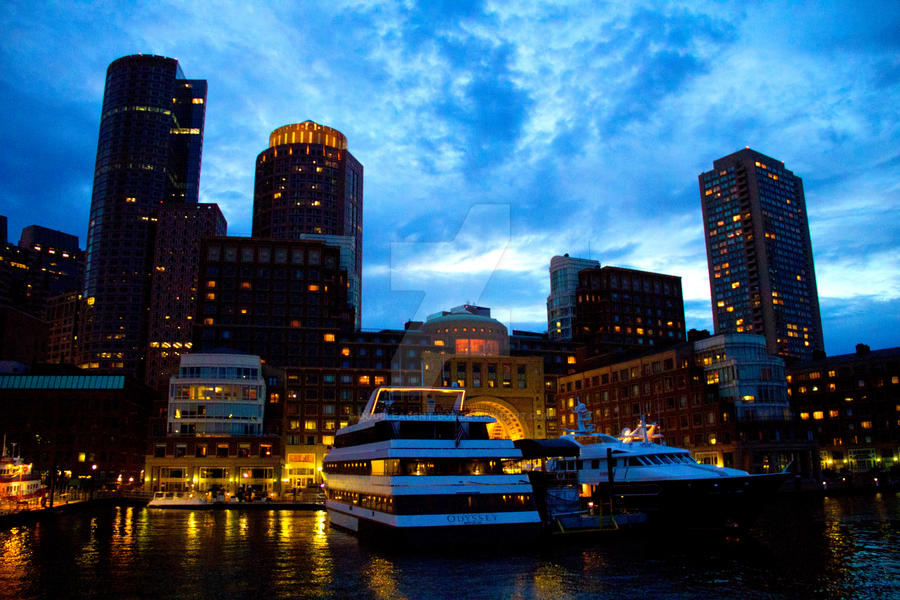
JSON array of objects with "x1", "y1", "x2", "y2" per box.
[{"x1": 1, "y1": 1, "x2": 898, "y2": 356}]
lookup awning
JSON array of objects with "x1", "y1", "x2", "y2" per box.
[{"x1": 514, "y1": 437, "x2": 581, "y2": 458}]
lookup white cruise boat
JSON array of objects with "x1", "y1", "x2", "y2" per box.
[
  {"x1": 518, "y1": 405, "x2": 787, "y2": 529},
  {"x1": 147, "y1": 491, "x2": 209, "y2": 508},
  {"x1": 323, "y1": 387, "x2": 542, "y2": 544}
]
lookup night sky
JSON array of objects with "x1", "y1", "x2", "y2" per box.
[{"x1": 2, "y1": 2, "x2": 898, "y2": 355}]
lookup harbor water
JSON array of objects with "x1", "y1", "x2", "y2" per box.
[{"x1": 1, "y1": 493, "x2": 898, "y2": 599}]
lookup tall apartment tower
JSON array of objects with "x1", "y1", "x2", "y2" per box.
[
  {"x1": 79, "y1": 54, "x2": 206, "y2": 374},
  {"x1": 699, "y1": 148, "x2": 824, "y2": 361},
  {"x1": 253, "y1": 121, "x2": 363, "y2": 329},
  {"x1": 547, "y1": 254, "x2": 599, "y2": 340}
]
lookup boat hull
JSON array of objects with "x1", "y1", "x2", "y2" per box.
[
  {"x1": 586, "y1": 473, "x2": 788, "y2": 529},
  {"x1": 326, "y1": 501, "x2": 542, "y2": 546}
]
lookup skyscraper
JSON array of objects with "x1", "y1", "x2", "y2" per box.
[
  {"x1": 145, "y1": 203, "x2": 226, "y2": 390},
  {"x1": 547, "y1": 254, "x2": 599, "y2": 340},
  {"x1": 253, "y1": 121, "x2": 363, "y2": 328},
  {"x1": 699, "y1": 148, "x2": 824, "y2": 361},
  {"x1": 79, "y1": 54, "x2": 207, "y2": 374}
]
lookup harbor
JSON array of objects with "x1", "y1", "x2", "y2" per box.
[{"x1": 1, "y1": 492, "x2": 897, "y2": 599}]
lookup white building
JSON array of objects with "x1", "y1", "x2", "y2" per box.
[
  {"x1": 547, "y1": 254, "x2": 599, "y2": 340},
  {"x1": 694, "y1": 334, "x2": 790, "y2": 421},
  {"x1": 168, "y1": 353, "x2": 265, "y2": 436}
]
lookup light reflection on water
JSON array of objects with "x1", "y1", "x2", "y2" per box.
[{"x1": 0, "y1": 493, "x2": 897, "y2": 599}]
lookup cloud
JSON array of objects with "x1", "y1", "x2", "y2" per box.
[{"x1": 1, "y1": 1, "x2": 897, "y2": 357}]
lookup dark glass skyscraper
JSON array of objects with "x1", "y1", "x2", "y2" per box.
[
  {"x1": 79, "y1": 54, "x2": 207, "y2": 374},
  {"x1": 699, "y1": 148, "x2": 824, "y2": 361},
  {"x1": 253, "y1": 121, "x2": 363, "y2": 328}
]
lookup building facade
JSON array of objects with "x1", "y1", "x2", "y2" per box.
[
  {"x1": 788, "y1": 345, "x2": 900, "y2": 477},
  {"x1": 79, "y1": 54, "x2": 207, "y2": 375},
  {"x1": 699, "y1": 148, "x2": 824, "y2": 361},
  {"x1": 192, "y1": 237, "x2": 355, "y2": 367},
  {"x1": 547, "y1": 254, "x2": 599, "y2": 341},
  {"x1": 574, "y1": 265, "x2": 685, "y2": 354},
  {"x1": 144, "y1": 352, "x2": 282, "y2": 499},
  {"x1": 145, "y1": 203, "x2": 226, "y2": 390},
  {"x1": 0, "y1": 223, "x2": 83, "y2": 320},
  {"x1": 0, "y1": 367, "x2": 154, "y2": 485},
  {"x1": 253, "y1": 121, "x2": 363, "y2": 328},
  {"x1": 556, "y1": 334, "x2": 816, "y2": 475}
]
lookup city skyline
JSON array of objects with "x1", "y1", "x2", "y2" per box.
[{"x1": 2, "y1": 2, "x2": 898, "y2": 355}]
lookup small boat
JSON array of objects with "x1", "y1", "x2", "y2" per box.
[
  {"x1": 147, "y1": 491, "x2": 208, "y2": 508},
  {"x1": 323, "y1": 387, "x2": 542, "y2": 545},
  {"x1": 1, "y1": 438, "x2": 45, "y2": 508}
]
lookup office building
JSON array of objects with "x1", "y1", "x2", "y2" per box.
[
  {"x1": 145, "y1": 203, "x2": 226, "y2": 390},
  {"x1": 1, "y1": 223, "x2": 83, "y2": 320},
  {"x1": 253, "y1": 121, "x2": 363, "y2": 328},
  {"x1": 699, "y1": 148, "x2": 824, "y2": 361},
  {"x1": 574, "y1": 265, "x2": 685, "y2": 353},
  {"x1": 192, "y1": 237, "x2": 355, "y2": 367},
  {"x1": 79, "y1": 54, "x2": 207, "y2": 375},
  {"x1": 547, "y1": 254, "x2": 599, "y2": 340}
]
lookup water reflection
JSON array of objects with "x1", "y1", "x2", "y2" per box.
[
  {"x1": 363, "y1": 556, "x2": 404, "y2": 600},
  {"x1": 0, "y1": 495, "x2": 897, "y2": 599}
]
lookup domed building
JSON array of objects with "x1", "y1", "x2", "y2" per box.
[
  {"x1": 421, "y1": 305, "x2": 509, "y2": 356},
  {"x1": 420, "y1": 306, "x2": 547, "y2": 441}
]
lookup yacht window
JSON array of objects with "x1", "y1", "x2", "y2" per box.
[
  {"x1": 658, "y1": 455, "x2": 673, "y2": 464},
  {"x1": 648, "y1": 455, "x2": 663, "y2": 465}
]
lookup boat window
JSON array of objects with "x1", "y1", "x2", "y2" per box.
[
  {"x1": 647, "y1": 455, "x2": 663, "y2": 465},
  {"x1": 658, "y1": 455, "x2": 673, "y2": 464},
  {"x1": 627, "y1": 457, "x2": 643, "y2": 466}
]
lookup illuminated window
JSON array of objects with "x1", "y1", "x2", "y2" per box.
[
  {"x1": 192, "y1": 98, "x2": 204, "y2": 104},
  {"x1": 813, "y1": 411, "x2": 824, "y2": 420},
  {"x1": 861, "y1": 421, "x2": 873, "y2": 429},
  {"x1": 203, "y1": 318, "x2": 214, "y2": 325},
  {"x1": 374, "y1": 376, "x2": 385, "y2": 386},
  {"x1": 308, "y1": 284, "x2": 320, "y2": 292},
  {"x1": 567, "y1": 356, "x2": 576, "y2": 365},
  {"x1": 359, "y1": 375, "x2": 370, "y2": 385},
  {"x1": 206, "y1": 293, "x2": 215, "y2": 300},
  {"x1": 304, "y1": 420, "x2": 317, "y2": 431},
  {"x1": 800, "y1": 412, "x2": 809, "y2": 420},
  {"x1": 828, "y1": 410, "x2": 839, "y2": 418},
  {"x1": 323, "y1": 333, "x2": 335, "y2": 342}
]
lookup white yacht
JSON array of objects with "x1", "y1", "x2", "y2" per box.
[
  {"x1": 323, "y1": 387, "x2": 542, "y2": 544},
  {"x1": 519, "y1": 405, "x2": 788, "y2": 529}
]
